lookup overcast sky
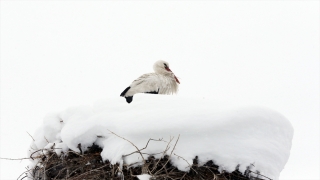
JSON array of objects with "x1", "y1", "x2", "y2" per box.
[{"x1": 1, "y1": 1, "x2": 319, "y2": 180}]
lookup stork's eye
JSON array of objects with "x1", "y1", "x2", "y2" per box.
[{"x1": 164, "y1": 63, "x2": 167, "y2": 68}]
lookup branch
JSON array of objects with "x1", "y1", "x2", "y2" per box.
[
  {"x1": 174, "y1": 153, "x2": 198, "y2": 174},
  {"x1": 151, "y1": 136, "x2": 173, "y2": 173},
  {"x1": 17, "y1": 169, "x2": 31, "y2": 180},
  {"x1": 44, "y1": 136, "x2": 49, "y2": 143},
  {"x1": 67, "y1": 150, "x2": 84, "y2": 157},
  {"x1": 154, "y1": 134, "x2": 180, "y2": 175},
  {"x1": 70, "y1": 165, "x2": 108, "y2": 179},
  {"x1": 29, "y1": 148, "x2": 62, "y2": 160},
  {"x1": 107, "y1": 129, "x2": 146, "y2": 163},
  {"x1": 27, "y1": 131, "x2": 35, "y2": 141},
  {"x1": 248, "y1": 170, "x2": 273, "y2": 180},
  {"x1": 0, "y1": 157, "x2": 32, "y2": 160},
  {"x1": 123, "y1": 138, "x2": 164, "y2": 157}
]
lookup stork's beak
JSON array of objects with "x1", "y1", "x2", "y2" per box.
[
  {"x1": 165, "y1": 67, "x2": 171, "y2": 72},
  {"x1": 165, "y1": 67, "x2": 180, "y2": 84},
  {"x1": 174, "y1": 76, "x2": 180, "y2": 84}
]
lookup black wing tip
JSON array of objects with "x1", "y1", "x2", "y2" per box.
[
  {"x1": 144, "y1": 91, "x2": 158, "y2": 94},
  {"x1": 120, "y1": 86, "x2": 131, "y2": 97},
  {"x1": 125, "y1": 96, "x2": 133, "y2": 103}
]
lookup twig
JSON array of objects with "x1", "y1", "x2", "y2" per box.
[
  {"x1": 77, "y1": 143, "x2": 82, "y2": 154},
  {"x1": 107, "y1": 129, "x2": 146, "y2": 163},
  {"x1": 71, "y1": 165, "x2": 108, "y2": 179},
  {"x1": 44, "y1": 136, "x2": 49, "y2": 143},
  {"x1": 53, "y1": 168, "x2": 66, "y2": 180},
  {"x1": 17, "y1": 169, "x2": 32, "y2": 180},
  {"x1": 154, "y1": 134, "x2": 180, "y2": 175},
  {"x1": 43, "y1": 162, "x2": 63, "y2": 173},
  {"x1": 21, "y1": 176, "x2": 28, "y2": 180},
  {"x1": 27, "y1": 131, "x2": 35, "y2": 141},
  {"x1": 123, "y1": 138, "x2": 164, "y2": 157},
  {"x1": 174, "y1": 153, "x2": 198, "y2": 174},
  {"x1": 140, "y1": 151, "x2": 165, "y2": 156},
  {"x1": 67, "y1": 150, "x2": 84, "y2": 157},
  {"x1": 203, "y1": 166, "x2": 215, "y2": 176},
  {"x1": 151, "y1": 136, "x2": 174, "y2": 173},
  {"x1": 181, "y1": 172, "x2": 188, "y2": 179},
  {"x1": 248, "y1": 170, "x2": 273, "y2": 180},
  {"x1": 30, "y1": 149, "x2": 44, "y2": 160},
  {"x1": 0, "y1": 157, "x2": 32, "y2": 160},
  {"x1": 129, "y1": 168, "x2": 137, "y2": 177},
  {"x1": 29, "y1": 148, "x2": 62, "y2": 160},
  {"x1": 68, "y1": 167, "x2": 82, "y2": 177},
  {"x1": 29, "y1": 146, "x2": 36, "y2": 151}
]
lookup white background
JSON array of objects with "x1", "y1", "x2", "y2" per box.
[{"x1": 1, "y1": 1, "x2": 319, "y2": 179}]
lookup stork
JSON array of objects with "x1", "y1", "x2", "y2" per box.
[{"x1": 120, "y1": 60, "x2": 180, "y2": 103}]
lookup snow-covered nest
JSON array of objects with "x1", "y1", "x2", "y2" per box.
[{"x1": 26, "y1": 95, "x2": 293, "y2": 180}]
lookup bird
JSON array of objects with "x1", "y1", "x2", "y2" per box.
[{"x1": 120, "y1": 60, "x2": 180, "y2": 103}]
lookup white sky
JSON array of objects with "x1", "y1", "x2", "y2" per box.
[{"x1": 0, "y1": 1, "x2": 319, "y2": 179}]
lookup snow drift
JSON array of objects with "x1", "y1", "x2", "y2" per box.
[{"x1": 28, "y1": 94, "x2": 293, "y2": 179}]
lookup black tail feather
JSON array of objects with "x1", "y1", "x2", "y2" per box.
[
  {"x1": 125, "y1": 96, "x2": 133, "y2": 103},
  {"x1": 120, "y1": 87, "x2": 131, "y2": 97}
]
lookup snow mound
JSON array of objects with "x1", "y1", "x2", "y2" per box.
[{"x1": 28, "y1": 94, "x2": 293, "y2": 180}]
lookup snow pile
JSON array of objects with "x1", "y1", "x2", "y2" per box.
[{"x1": 28, "y1": 94, "x2": 293, "y2": 180}]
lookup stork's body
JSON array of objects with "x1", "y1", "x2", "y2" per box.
[{"x1": 120, "y1": 60, "x2": 180, "y2": 103}]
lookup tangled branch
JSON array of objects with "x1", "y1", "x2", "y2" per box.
[{"x1": 6, "y1": 132, "x2": 273, "y2": 180}]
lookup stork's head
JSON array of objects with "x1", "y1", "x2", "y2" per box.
[{"x1": 153, "y1": 60, "x2": 180, "y2": 84}]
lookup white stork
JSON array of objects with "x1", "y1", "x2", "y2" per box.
[{"x1": 120, "y1": 60, "x2": 180, "y2": 103}]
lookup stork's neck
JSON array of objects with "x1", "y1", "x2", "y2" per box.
[{"x1": 154, "y1": 67, "x2": 170, "y2": 75}]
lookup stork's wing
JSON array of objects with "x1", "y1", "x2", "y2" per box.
[{"x1": 127, "y1": 73, "x2": 160, "y2": 95}]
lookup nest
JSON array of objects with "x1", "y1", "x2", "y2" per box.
[{"x1": 22, "y1": 144, "x2": 269, "y2": 180}]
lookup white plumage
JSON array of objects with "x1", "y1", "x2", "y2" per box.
[{"x1": 120, "y1": 60, "x2": 180, "y2": 103}]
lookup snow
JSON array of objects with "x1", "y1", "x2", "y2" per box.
[
  {"x1": 137, "y1": 174, "x2": 152, "y2": 180},
  {"x1": 28, "y1": 94, "x2": 293, "y2": 179}
]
